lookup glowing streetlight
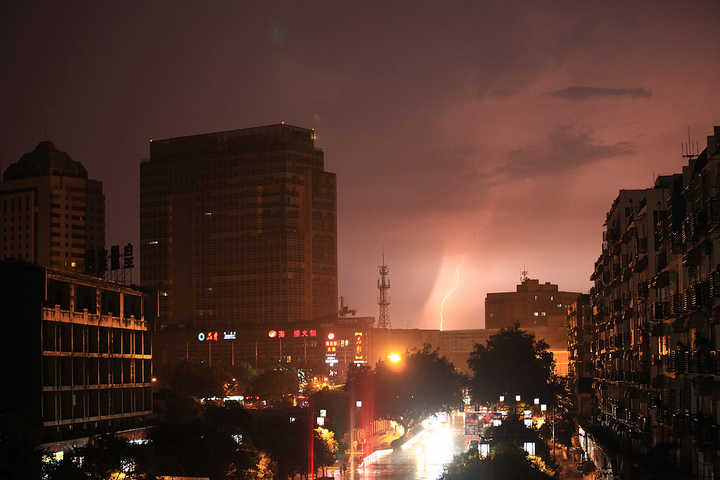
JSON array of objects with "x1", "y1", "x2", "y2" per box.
[
  {"x1": 356, "y1": 400, "x2": 362, "y2": 408},
  {"x1": 499, "y1": 395, "x2": 505, "y2": 402},
  {"x1": 387, "y1": 353, "x2": 401, "y2": 363}
]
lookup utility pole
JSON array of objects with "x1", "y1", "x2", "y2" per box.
[{"x1": 552, "y1": 404, "x2": 555, "y2": 460}]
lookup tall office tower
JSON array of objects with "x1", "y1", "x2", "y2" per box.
[
  {"x1": 0, "y1": 142, "x2": 105, "y2": 273},
  {"x1": 141, "y1": 124, "x2": 338, "y2": 330}
]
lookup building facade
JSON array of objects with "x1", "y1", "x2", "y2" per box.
[
  {"x1": 485, "y1": 278, "x2": 580, "y2": 376},
  {"x1": 586, "y1": 126, "x2": 720, "y2": 478},
  {"x1": 140, "y1": 124, "x2": 337, "y2": 332},
  {"x1": 370, "y1": 328, "x2": 498, "y2": 373},
  {"x1": 0, "y1": 141, "x2": 105, "y2": 273},
  {"x1": 485, "y1": 278, "x2": 579, "y2": 330},
  {"x1": 0, "y1": 262, "x2": 154, "y2": 476},
  {"x1": 154, "y1": 316, "x2": 374, "y2": 384},
  {"x1": 568, "y1": 294, "x2": 594, "y2": 418}
]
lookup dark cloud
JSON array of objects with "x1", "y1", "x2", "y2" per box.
[
  {"x1": 551, "y1": 86, "x2": 652, "y2": 100},
  {"x1": 495, "y1": 127, "x2": 634, "y2": 182}
]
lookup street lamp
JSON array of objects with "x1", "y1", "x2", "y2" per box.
[{"x1": 387, "y1": 353, "x2": 401, "y2": 363}]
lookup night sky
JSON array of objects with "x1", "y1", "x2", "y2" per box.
[{"x1": 3, "y1": 1, "x2": 719, "y2": 330}]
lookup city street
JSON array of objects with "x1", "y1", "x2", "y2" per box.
[{"x1": 356, "y1": 415, "x2": 465, "y2": 480}]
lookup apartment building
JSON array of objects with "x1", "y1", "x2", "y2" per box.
[{"x1": 586, "y1": 126, "x2": 720, "y2": 479}]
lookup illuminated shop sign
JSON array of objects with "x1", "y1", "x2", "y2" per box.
[
  {"x1": 197, "y1": 331, "x2": 236, "y2": 342},
  {"x1": 267, "y1": 329, "x2": 317, "y2": 339},
  {"x1": 353, "y1": 331, "x2": 367, "y2": 364},
  {"x1": 325, "y1": 337, "x2": 338, "y2": 365},
  {"x1": 198, "y1": 331, "x2": 219, "y2": 342}
]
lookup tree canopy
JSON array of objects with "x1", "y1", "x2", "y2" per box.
[
  {"x1": 248, "y1": 367, "x2": 300, "y2": 406},
  {"x1": 442, "y1": 414, "x2": 556, "y2": 480},
  {"x1": 468, "y1": 325, "x2": 557, "y2": 405},
  {"x1": 441, "y1": 448, "x2": 554, "y2": 480},
  {"x1": 363, "y1": 344, "x2": 464, "y2": 428}
]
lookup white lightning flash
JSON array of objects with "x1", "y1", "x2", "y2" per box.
[{"x1": 440, "y1": 259, "x2": 464, "y2": 331}]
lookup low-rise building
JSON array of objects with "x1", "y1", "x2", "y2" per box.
[{"x1": 0, "y1": 261, "x2": 154, "y2": 476}]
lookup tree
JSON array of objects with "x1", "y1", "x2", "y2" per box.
[
  {"x1": 135, "y1": 398, "x2": 258, "y2": 480},
  {"x1": 441, "y1": 448, "x2": 554, "y2": 480},
  {"x1": 245, "y1": 407, "x2": 309, "y2": 480},
  {"x1": 311, "y1": 388, "x2": 350, "y2": 441},
  {"x1": 165, "y1": 360, "x2": 225, "y2": 399},
  {"x1": 484, "y1": 414, "x2": 556, "y2": 471},
  {"x1": 248, "y1": 367, "x2": 299, "y2": 406},
  {"x1": 442, "y1": 414, "x2": 556, "y2": 480},
  {"x1": 468, "y1": 325, "x2": 558, "y2": 405},
  {"x1": 371, "y1": 344, "x2": 464, "y2": 429}
]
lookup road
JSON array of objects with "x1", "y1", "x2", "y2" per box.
[{"x1": 354, "y1": 415, "x2": 465, "y2": 480}]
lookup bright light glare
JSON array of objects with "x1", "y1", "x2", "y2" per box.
[
  {"x1": 359, "y1": 448, "x2": 393, "y2": 467},
  {"x1": 387, "y1": 353, "x2": 401, "y2": 363},
  {"x1": 413, "y1": 415, "x2": 454, "y2": 479}
]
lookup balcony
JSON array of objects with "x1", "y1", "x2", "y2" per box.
[{"x1": 672, "y1": 294, "x2": 684, "y2": 315}]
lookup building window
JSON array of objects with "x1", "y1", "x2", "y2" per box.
[{"x1": 534, "y1": 312, "x2": 539, "y2": 316}]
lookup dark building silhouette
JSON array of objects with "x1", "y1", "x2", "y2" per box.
[
  {"x1": 140, "y1": 124, "x2": 338, "y2": 331},
  {"x1": 0, "y1": 262, "x2": 154, "y2": 476},
  {"x1": 0, "y1": 141, "x2": 105, "y2": 273}
]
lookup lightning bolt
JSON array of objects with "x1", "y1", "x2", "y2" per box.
[{"x1": 440, "y1": 259, "x2": 464, "y2": 331}]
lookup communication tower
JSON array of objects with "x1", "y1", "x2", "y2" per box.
[{"x1": 377, "y1": 254, "x2": 391, "y2": 328}]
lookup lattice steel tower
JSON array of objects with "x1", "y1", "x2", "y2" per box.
[{"x1": 377, "y1": 254, "x2": 391, "y2": 328}]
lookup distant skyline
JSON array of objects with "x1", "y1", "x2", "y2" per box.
[{"x1": 2, "y1": 1, "x2": 719, "y2": 330}]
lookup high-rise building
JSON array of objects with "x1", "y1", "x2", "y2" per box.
[
  {"x1": 140, "y1": 124, "x2": 337, "y2": 331},
  {"x1": 0, "y1": 141, "x2": 105, "y2": 273}
]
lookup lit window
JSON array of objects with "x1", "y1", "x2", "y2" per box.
[
  {"x1": 534, "y1": 312, "x2": 539, "y2": 316},
  {"x1": 541, "y1": 312, "x2": 546, "y2": 316}
]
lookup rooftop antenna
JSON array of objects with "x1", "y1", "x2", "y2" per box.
[
  {"x1": 682, "y1": 126, "x2": 700, "y2": 161},
  {"x1": 520, "y1": 266, "x2": 528, "y2": 283},
  {"x1": 377, "y1": 252, "x2": 391, "y2": 329},
  {"x1": 338, "y1": 296, "x2": 356, "y2": 318}
]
